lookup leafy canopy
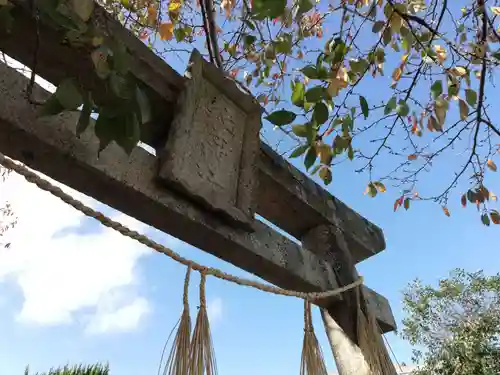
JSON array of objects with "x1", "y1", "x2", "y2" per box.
[
  {"x1": 3, "y1": 0, "x2": 500, "y2": 225},
  {"x1": 24, "y1": 364, "x2": 109, "y2": 375},
  {"x1": 402, "y1": 269, "x2": 500, "y2": 375}
]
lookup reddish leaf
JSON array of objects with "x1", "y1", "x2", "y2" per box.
[
  {"x1": 487, "y1": 159, "x2": 497, "y2": 172},
  {"x1": 491, "y1": 210, "x2": 500, "y2": 224},
  {"x1": 394, "y1": 199, "x2": 400, "y2": 212}
]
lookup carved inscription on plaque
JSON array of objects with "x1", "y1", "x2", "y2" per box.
[
  {"x1": 191, "y1": 79, "x2": 246, "y2": 206},
  {"x1": 159, "y1": 50, "x2": 261, "y2": 228}
]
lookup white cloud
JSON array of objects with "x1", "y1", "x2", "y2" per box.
[
  {"x1": 0, "y1": 170, "x2": 152, "y2": 333},
  {"x1": 207, "y1": 297, "x2": 223, "y2": 324},
  {"x1": 85, "y1": 293, "x2": 151, "y2": 335}
]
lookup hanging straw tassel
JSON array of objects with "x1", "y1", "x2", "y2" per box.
[
  {"x1": 355, "y1": 291, "x2": 396, "y2": 375},
  {"x1": 300, "y1": 300, "x2": 328, "y2": 375},
  {"x1": 162, "y1": 266, "x2": 193, "y2": 375},
  {"x1": 188, "y1": 272, "x2": 218, "y2": 375}
]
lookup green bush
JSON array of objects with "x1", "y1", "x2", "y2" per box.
[{"x1": 24, "y1": 364, "x2": 109, "y2": 375}]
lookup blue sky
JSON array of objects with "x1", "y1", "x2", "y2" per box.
[{"x1": 1, "y1": 2, "x2": 500, "y2": 374}]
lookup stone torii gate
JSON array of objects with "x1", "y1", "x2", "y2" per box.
[{"x1": 0, "y1": 1, "x2": 398, "y2": 374}]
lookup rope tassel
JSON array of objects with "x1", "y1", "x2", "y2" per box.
[
  {"x1": 188, "y1": 273, "x2": 217, "y2": 375},
  {"x1": 300, "y1": 300, "x2": 328, "y2": 375},
  {"x1": 162, "y1": 266, "x2": 193, "y2": 375},
  {"x1": 356, "y1": 295, "x2": 395, "y2": 375}
]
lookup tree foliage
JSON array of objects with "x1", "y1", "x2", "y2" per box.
[
  {"x1": 2, "y1": 0, "x2": 500, "y2": 224},
  {"x1": 0, "y1": 167, "x2": 15, "y2": 248},
  {"x1": 24, "y1": 364, "x2": 109, "y2": 375},
  {"x1": 402, "y1": 269, "x2": 500, "y2": 375}
]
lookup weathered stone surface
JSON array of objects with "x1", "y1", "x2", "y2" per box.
[
  {"x1": 258, "y1": 143, "x2": 386, "y2": 262},
  {"x1": 0, "y1": 0, "x2": 386, "y2": 263},
  {"x1": 159, "y1": 50, "x2": 261, "y2": 227},
  {"x1": 303, "y1": 224, "x2": 397, "y2": 372},
  {"x1": 302, "y1": 224, "x2": 396, "y2": 335},
  {"x1": 363, "y1": 287, "x2": 396, "y2": 334},
  {"x1": 0, "y1": 62, "x2": 395, "y2": 332}
]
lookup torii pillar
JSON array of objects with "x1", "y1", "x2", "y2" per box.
[{"x1": 303, "y1": 225, "x2": 397, "y2": 375}]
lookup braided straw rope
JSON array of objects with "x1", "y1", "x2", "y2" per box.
[
  {"x1": 300, "y1": 300, "x2": 328, "y2": 375},
  {"x1": 162, "y1": 266, "x2": 192, "y2": 375},
  {"x1": 0, "y1": 153, "x2": 363, "y2": 301}
]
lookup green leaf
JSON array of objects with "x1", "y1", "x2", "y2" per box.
[
  {"x1": 404, "y1": 198, "x2": 410, "y2": 210},
  {"x1": 359, "y1": 96, "x2": 369, "y2": 119},
  {"x1": 296, "y1": 0, "x2": 313, "y2": 15},
  {"x1": 91, "y1": 47, "x2": 111, "y2": 79},
  {"x1": 116, "y1": 113, "x2": 140, "y2": 155},
  {"x1": 94, "y1": 112, "x2": 140, "y2": 155},
  {"x1": 382, "y1": 27, "x2": 392, "y2": 45},
  {"x1": 243, "y1": 34, "x2": 257, "y2": 48},
  {"x1": 481, "y1": 213, "x2": 491, "y2": 226},
  {"x1": 301, "y1": 65, "x2": 319, "y2": 79},
  {"x1": 333, "y1": 135, "x2": 349, "y2": 152},
  {"x1": 384, "y1": 96, "x2": 397, "y2": 115},
  {"x1": 448, "y1": 81, "x2": 459, "y2": 97},
  {"x1": 70, "y1": 0, "x2": 94, "y2": 22},
  {"x1": 290, "y1": 144, "x2": 309, "y2": 158},
  {"x1": 465, "y1": 89, "x2": 477, "y2": 107},
  {"x1": 39, "y1": 94, "x2": 65, "y2": 117},
  {"x1": 55, "y1": 79, "x2": 83, "y2": 110},
  {"x1": 310, "y1": 164, "x2": 322, "y2": 175},
  {"x1": 135, "y1": 87, "x2": 151, "y2": 124},
  {"x1": 292, "y1": 124, "x2": 309, "y2": 137},
  {"x1": 343, "y1": 114, "x2": 354, "y2": 131},
  {"x1": 174, "y1": 28, "x2": 186, "y2": 42},
  {"x1": 38, "y1": 0, "x2": 83, "y2": 31},
  {"x1": 419, "y1": 31, "x2": 432, "y2": 42},
  {"x1": 0, "y1": 5, "x2": 14, "y2": 33},
  {"x1": 305, "y1": 123, "x2": 317, "y2": 144},
  {"x1": 305, "y1": 86, "x2": 325, "y2": 102},
  {"x1": 313, "y1": 102, "x2": 329, "y2": 124},
  {"x1": 459, "y1": 99, "x2": 469, "y2": 120},
  {"x1": 372, "y1": 20, "x2": 385, "y2": 33},
  {"x1": 374, "y1": 48, "x2": 386, "y2": 63},
  {"x1": 243, "y1": 19, "x2": 256, "y2": 30},
  {"x1": 109, "y1": 73, "x2": 133, "y2": 99},
  {"x1": 291, "y1": 82, "x2": 305, "y2": 107},
  {"x1": 431, "y1": 80, "x2": 443, "y2": 100},
  {"x1": 76, "y1": 91, "x2": 93, "y2": 136},
  {"x1": 373, "y1": 181, "x2": 386, "y2": 193},
  {"x1": 347, "y1": 144, "x2": 354, "y2": 160},
  {"x1": 396, "y1": 100, "x2": 410, "y2": 117},
  {"x1": 367, "y1": 183, "x2": 378, "y2": 198},
  {"x1": 402, "y1": 32, "x2": 413, "y2": 52},
  {"x1": 94, "y1": 114, "x2": 116, "y2": 154},
  {"x1": 275, "y1": 33, "x2": 292, "y2": 55},
  {"x1": 265, "y1": 110, "x2": 297, "y2": 126},
  {"x1": 109, "y1": 41, "x2": 130, "y2": 75},
  {"x1": 304, "y1": 146, "x2": 317, "y2": 171},
  {"x1": 319, "y1": 167, "x2": 332, "y2": 185},
  {"x1": 330, "y1": 39, "x2": 347, "y2": 65},
  {"x1": 350, "y1": 59, "x2": 368, "y2": 74},
  {"x1": 252, "y1": 0, "x2": 286, "y2": 20}
]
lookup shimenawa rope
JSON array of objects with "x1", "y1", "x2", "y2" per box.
[{"x1": 0, "y1": 153, "x2": 363, "y2": 301}]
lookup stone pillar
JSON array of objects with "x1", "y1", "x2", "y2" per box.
[{"x1": 302, "y1": 225, "x2": 397, "y2": 375}]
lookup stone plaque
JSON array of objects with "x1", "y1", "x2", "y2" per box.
[{"x1": 159, "y1": 49, "x2": 262, "y2": 228}]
